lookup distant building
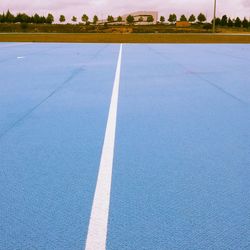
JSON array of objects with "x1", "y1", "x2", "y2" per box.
[
  {"x1": 176, "y1": 21, "x2": 191, "y2": 27},
  {"x1": 122, "y1": 11, "x2": 158, "y2": 25},
  {"x1": 97, "y1": 11, "x2": 158, "y2": 25}
]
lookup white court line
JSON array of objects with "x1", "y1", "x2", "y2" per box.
[
  {"x1": 0, "y1": 43, "x2": 30, "y2": 49},
  {"x1": 85, "y1": 44, "x2": 123, "y2": 250}
]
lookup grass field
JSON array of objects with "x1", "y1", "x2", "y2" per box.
[{"x1": 0, "y1": 33, "x2": 250, "y2": 43}]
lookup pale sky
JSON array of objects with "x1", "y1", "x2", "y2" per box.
[{"x1": 0, "y1": 0, "x2": 250, "y2": 22}]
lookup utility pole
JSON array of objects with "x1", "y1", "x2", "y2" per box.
[{"x1": 213, "y1": 0, "x2": 217, "y2": 33}]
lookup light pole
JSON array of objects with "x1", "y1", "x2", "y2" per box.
[{"x1": 213, "y1": 0, "x2": 217, "y2": 33}]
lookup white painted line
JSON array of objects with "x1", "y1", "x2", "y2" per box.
[
  {"x1": 85, "y1": 44, "x2": 123, "y2": 250},
  {"x1": 0, "y1": 43, "x2": 30, "y2": 49},
  {"x1": 17, "y1": 56, "x2": 25, "y2": 59}
]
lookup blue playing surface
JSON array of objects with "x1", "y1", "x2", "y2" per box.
[{"x1": 0, "y1": 43, "x2": 250, "y2": 250}]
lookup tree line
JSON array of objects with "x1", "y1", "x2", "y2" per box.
[
  {"x1": 161, "y1": 13, "x2": 206, "y2": 23},
  {"x1": 0, "y1": 10, "x2": 249, "y2": 28},
  {"x1": 160, "y1": 13, "x2": 249, "y2": 27},
  {"x1": 213, "y1": 15, "x2": 249, "y2": 28},
  {"x1": 0, "y1": 10, "x2": 54, "y2": 24}
]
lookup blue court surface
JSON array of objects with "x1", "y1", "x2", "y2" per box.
[{"x1": 0, "y1": 43, "x2": 250, "y2": 250}]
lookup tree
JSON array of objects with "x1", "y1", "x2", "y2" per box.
[
  {"x1": 15, "y1": 13, "x2": 22, "y2": 23},
  {"x1": 15, "y1": 13, "x2": 30, "y2": 23},
  {"x1": 160, "y1": 16, "x2": 165, "y2": 23},
  {"x1": 168, "y1": 14, "x2": 173, "y2": 23},
  {"x1": 81, "y1": 14, "x2": 89, "y2": 23},
  {"x1": 0, "y1": 13, "x2": 5, "y2": 23},
  {"x1": 107, "y1": 15, "x2": 114, "y2": 22},
  {"x1": 172, "y1": 14, "x2": 177, "y2": 23},
  {"x1": 29, "y1": 15, "x2": 34, "y2": 23},
  {"x1": 59, "y1": 15, "x2": 66, "y2": 23},
  {"x1": 220, "y1": 15, "x2": 228, "y2": 26},
  {"x1": 147, "y1": 15, "x2": 154, "y2": 23},
  {"x1": 5, "y1": 10, "x2": 15, "y2": 23},
  {"x1": 46, "y1": 13, "x2": 54, "y2": 24},
  {"x1": 117, "y1": 16, "x2": 122, "y2": 22},
  {"x1": 40, "y1": 16, "x2": 46, "y2": 24},
  {"x1": 126, "y1": 15, "x2": 134, "y2": 24},
  {"x1": 242, "y1": 18, "x2": 249, "y2": 28},
  {"x1": 197, "y1": 13, "x2": 206, "y2": 23},
  {"x1": 0, "y1": 13, "x2": 3, "y2": 23},
  {"x1": 168, "y1": 14, "x2": 177, "y2": 24},
  {"x1": 189, "y1": 14, "x2": 196, "y2": 23},
  {"x1": 180, "y1": 15, "x2": 187, "y2": 22},
  {"x1": 227, "y1": 18, "x2": 234, "y2": 27},
  {"x1": 72, "y1": 16, "x2": 77, "y2": 22},
  {"x1": 234, "y1": 17, "x2": 242, "y2": 27},
  {"x1": 33, "y1": 13, "x2": 41, "y2": 23},
  {"x1": 93, "y1": 15, "x2": 98, "y2": 24},
  {"x1": 215, "y1": 17, "x2": 221, "y2": 26},
  {"x1": 138, "y1": 16, "x2": 143, "y2": 22}
]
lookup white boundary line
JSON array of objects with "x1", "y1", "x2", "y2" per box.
[
  {"x1": 0, "y1": 43, "x2": 30, "y2": 49},
  {"x1": 85, "y1": 44, "x2": 123, "y2": 250}
]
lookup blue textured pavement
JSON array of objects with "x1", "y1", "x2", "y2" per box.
[
  {"x1": 107, "y1": 44, "x2": 250, "y2": 250},
  {"x1": 1, "y1": 43, "x2": 250, "y2": 250},
  {"x1": 0, "y1": 43, "x2": 119, "y2": 249}
]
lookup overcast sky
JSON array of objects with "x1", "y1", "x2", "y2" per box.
[{"x1": 1, "y1": 0, "x2": 250, "y2": 22}]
